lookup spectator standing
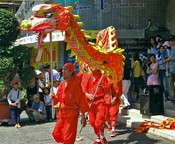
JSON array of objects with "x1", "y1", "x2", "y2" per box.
[
  {"x1": 7, "y1": 80, "x2": 22, "y2": 128},
  {"x1": 43, "y1": 64, "x2": 60, "y2": 87},
  {"x1": 26, "y1": 94, "x2": 46, "y2": 122},
  {"x1": 131, "y1": 52, "x2": 143, "y2": 101},
  {"x1": 156, "y1": 35, "x2": 162, "y2": 48},
  {"x1": 147, "y1": 54, "x2": 159, "y2": 85},
  {"x1": 147, "y1": 37, "x2": 159, "y2": 55},
  {"x1": 43, "y1": 87, "x2": 52, "y2": 122},
  {"x1": 163, "y1": 41, "x2": 171, "y2": 76},
  {"x1": 156, "y1": 46, "x2": 169, "y2": 101},
  {"x1": 121, "y1": 58, "x2": 132, "y2": 108},
  {"x1": 157, "y1": 38, "x2": 164, "y2": 48},
  {"x1": 164, "y1": 35, "x2": 175, "y2": 103}
]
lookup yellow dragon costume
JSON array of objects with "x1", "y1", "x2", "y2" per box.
[{"x1": 19, "y1": 4, "x2": 125, "y2": 87}]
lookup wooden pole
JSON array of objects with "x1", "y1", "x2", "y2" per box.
[{"x1": 49, "y1": 32, "x2": 55, "y2": 119}]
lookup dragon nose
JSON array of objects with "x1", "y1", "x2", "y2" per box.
[{"x1": 20, "y1": 19, "x2": 32, "y2": 30}]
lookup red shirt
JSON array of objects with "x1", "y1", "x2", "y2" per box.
[
  {"x1": 116, "y1": 80, "x2": 122, "y2": 97},
  {"x1": 56, "y1": 73, "x2": 89, "y2": 118},
  {"x1": 81, "y1": 71, "x2": 108, "y2": 103},
  {"x1": 104, "y1": 79, "x2": 117, "y2": 104}
]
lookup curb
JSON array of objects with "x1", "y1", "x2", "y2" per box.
[{"x1": 118, "y1": 108, "x2": 175, "y2": 142}]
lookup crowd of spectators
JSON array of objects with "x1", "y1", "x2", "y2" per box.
[
  {"x1": 7, "y1": 63, "x2": 63, "y2": 127},
  {"x1": 123, "y1": 35, "x2": 175, "y2": 108}
]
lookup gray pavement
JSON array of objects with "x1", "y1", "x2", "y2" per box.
[{"x1": 0, "y1": 112, "x2": 174, "y2": 144}]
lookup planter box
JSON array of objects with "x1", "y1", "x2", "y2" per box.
[{"x1": 0, "y1": 102, "x2": 11, "y2": 124}]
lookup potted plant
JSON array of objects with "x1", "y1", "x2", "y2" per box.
[{"x1": 0, "y1": 80, "x2": 11, "y2": 124}]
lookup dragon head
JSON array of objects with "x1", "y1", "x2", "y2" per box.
[{"x1": 19, "y1": 4, "x2": 70, "y2": 48}]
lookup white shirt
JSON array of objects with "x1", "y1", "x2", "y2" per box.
[
  {"x1": 7, "y1": 88, "x2": 22, "y2": 108},
  {"x1": 53, "y1": 86, "x2": 58, "y2": 95},
  {"x1": 45, "y1": 69, "x2": 60, "y2": 83}
]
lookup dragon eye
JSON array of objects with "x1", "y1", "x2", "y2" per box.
[{"x1": 46, "y1": 12, "x2": 52, "y2": 18}]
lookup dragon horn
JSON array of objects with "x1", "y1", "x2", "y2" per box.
[
  {"x1": 77, "y1": 22, "x2": 84, "y2": 26},
  {"x1": 89, "y1": 42, "x2": 96, "y2": 46},
  {"x1": 81, "y1": 29, "x2": 88, "y2": 33},
  {"x1": 69, "y1": 50, "x2": 76, "y2": 57},
  {"x1": 65, "y1": 6, "x2": 73, "y2": 11},
  {"x1": 73, "y1": 15, "x2": 80, "y2": 19},
  {"x1": 85, "y1": 35, "x2": 92, "y2": 40}
]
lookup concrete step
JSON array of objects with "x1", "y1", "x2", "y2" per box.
[
  {"x1": 148, "y1": 128, "x2": 175, "y2": 142},
  {"x1": 120, "y1": 107, "x2": 171, "y2": 123},
  {"x1": 118, "y1": 108, "x2": 175, "y2": 142},
  {"x1": 119, "y1": 107, "x2": 150, "y2": 119},
  {"x1": 132, "y1": 102, "x2": 175, "y2": 118}
]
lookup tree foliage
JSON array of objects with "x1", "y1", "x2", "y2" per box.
[
  {"x1": 12, "y1": 45, "x2": 32, "y2": 66},
  {"x1": 0, "y1": 45, "x2": 32, "y2": 86},
  {"x1": 0, "y1": 9, "x2": 35, "y2": 96},
  {"x1": 0, "y1": 55, "x2": 14, "y2": 76},
  {"x1": 0, "y1": 9, "x2": 20, "y2": 47}
]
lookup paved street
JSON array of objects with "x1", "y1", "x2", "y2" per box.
[{"x1": 0, "y1": 112, "x2": 174, "y2": 144}]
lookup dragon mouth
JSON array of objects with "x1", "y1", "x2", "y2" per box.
[
  {"x1": 30, "y1": 18, "x2": 54, "y2": 32},
  {"x1": 36, "y1": 32, "x2": 47, "y2": 48},
  {"x1": 20, "y1": 18, "x2": 55, "y2": 32}
]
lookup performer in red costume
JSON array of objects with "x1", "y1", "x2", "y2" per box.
[
  {"x1": 52, "y1": 63, "x2": 89, "y2": 144},
  {"x1": 81, "y1": 68, "x2": 108, "y2": 144},
  {"x1": 104, "y1": 79, "x2": 122, "y2": 137}
]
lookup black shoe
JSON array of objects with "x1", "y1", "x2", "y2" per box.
[{"x1": 123, "y1": 105, "x2": 130, "y2": 110}]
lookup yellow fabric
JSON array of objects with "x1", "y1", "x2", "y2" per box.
[{"x1": 133, "y1": 60, "x2": 141, "y2": 78}]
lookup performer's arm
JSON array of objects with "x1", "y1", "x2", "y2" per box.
[{"x1": 76, "y1": 83, "x2": 89, "y2": 113}]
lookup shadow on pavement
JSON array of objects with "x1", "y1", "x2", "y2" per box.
[{"x1": 107, "y1": 122, "x2": 160, "y2": 144}]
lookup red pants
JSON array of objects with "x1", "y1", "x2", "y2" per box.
[
  {"x1": 52, "y1": 116, "x2": 78, "y2": 144},
  {"x1": 89, "y1": 101, "x2": 105, "y2": 137},
  {"x1": 105, "y1": 103, "x2": 119, "y2": 127}
]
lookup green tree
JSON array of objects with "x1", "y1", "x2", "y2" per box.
[
  {"x1": 0, "y1": 9, "x2": 20, "y2": 47},
  {"x1": 0, "y1": 9, "x2": 35, "y2": 102}
]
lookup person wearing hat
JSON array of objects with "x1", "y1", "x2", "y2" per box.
[
  {"x1": 52, "y1": 62, "x2": 89, "y2": 144},
  {"x1": 26, "y1": 94, "x2": 46, "y2": 122},
  {"x1": 162, "y1": 41, "x2": 171, "y2": 77},
  {"x1": 80, "y1": 68, "x2": 108, "y2": 144},
  {"x1": 7, "y1": 80, "x2": 22, "y2": 128},
  {"x1": 164, "y1": 35, "x2": 175, "y2": 102}
]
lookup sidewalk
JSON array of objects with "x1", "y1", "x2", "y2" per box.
[
  {"x1": 0, "y1": 112, "x2": 174, "y2": 144},
  {"x1": 118, "y1": 101, "x2": 175, "y2": 142}
]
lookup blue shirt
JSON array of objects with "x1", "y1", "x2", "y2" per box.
[
  {"x1": 32, "y1": 101, "x2": 46, "y2": 115},
  {"x1": 169, "y1": 46, "x2": 175, "y2": 73},
  {"x1": 59, "y1": 77, "x2": 64, "y2": 82}
]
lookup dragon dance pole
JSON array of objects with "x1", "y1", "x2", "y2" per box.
[{"x1": 49, "y1": 32, "x2": 55, "y2": 119}]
